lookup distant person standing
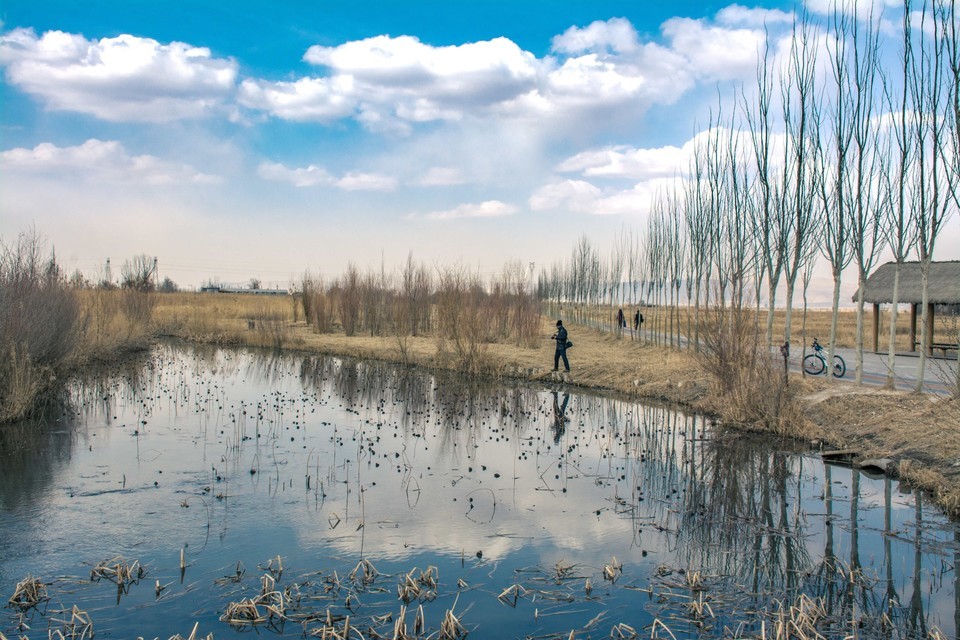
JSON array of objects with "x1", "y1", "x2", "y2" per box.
[
  {"x1": 634, "y1": 310, "x2": 644, "y2": 333},
  {"x1": 552, "y1": 320, "x2": 570, "y2": 372},
  {"x1": 616, "y1": 308, "x2": 625, "y2": 334}
]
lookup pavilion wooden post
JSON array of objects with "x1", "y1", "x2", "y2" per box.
[
  {"x1": 925, "y1": 302, "x2": 935, "y2": 355},
  {"x1": 909, "y1": 304, "x2": 918, "y2": 352},
  {"x1": 872, "y1": 303, "x2": 880, "y2": 353}
]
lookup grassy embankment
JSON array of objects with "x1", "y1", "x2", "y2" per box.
[{"x1": 151, "y1": 292, "x2": 960, "y2": 518}]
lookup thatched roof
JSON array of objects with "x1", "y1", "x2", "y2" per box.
[{"x1": 854, "y1": 261, "x2": 960, "y2": 304}]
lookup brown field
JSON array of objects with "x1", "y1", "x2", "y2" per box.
[{"x1": 70, "y1": 291, "x2": 960, "y2": 519}]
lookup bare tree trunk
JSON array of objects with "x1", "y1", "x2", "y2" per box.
[{"x1": 885, "y1": 264, "x2": 902, "y2": 388}]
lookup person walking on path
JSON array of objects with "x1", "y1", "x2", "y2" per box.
[
  {"x1": 633, "y1": 310, "x2": 644, "y2": 338},
  {"x1": 616, "y1": 309, "x2": 625, "y2": 336},
  {"x1": 552, "y1": 320, "x2": 570, "y2": 372}
]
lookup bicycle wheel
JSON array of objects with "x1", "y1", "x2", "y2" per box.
[
  {"x1": 832, "y1": 355, "x2": 846, "y2": 378},
  {"x1": 803, "y1": 354, "x2": 825, "y2": 375}
]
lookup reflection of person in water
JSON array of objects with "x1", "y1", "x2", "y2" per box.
[{"x1": 551, "y1": 391, "x2": 569, "y2": 443}]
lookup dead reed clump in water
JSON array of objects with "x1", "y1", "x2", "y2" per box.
[
  {"x1": 553, "y1": 560, "x2": 578, "y2": 582},
  {"x1": 139, "y1": 622, "x2": 214, "y2": 640},
  {"x1": 349, "y1": 558, "x2": 379, "y2": 585},
  {"x1": 220, "y1": 584, "x2": 287, "y2": 628},
  {"x1": 47, "y1": 604, "x2": 94, "y2": 640},
  {"x1": 90, "y1": 556, "x2": 145, "y2": 586},
  {"x1": 602, "y1": 556, "x2": 623, "y2": 583},
  {"x1": 439, "y1": 607, "x2": 467, "y2": 640},
  {"x1": 765, "y1": 593, "x2": 828, "y2": 640},
  {"x1": 8, "y1": 576, "x2": 48, "y2": 609},
  {"x1": 497, "y1": 584, "x2": 527, "y2": 607},
  {"x1": 259, "y1": 554, "x2": 284, "y2": 580},
  {"x1": 397, "y1": 566, "x2": 438, "y2": 604}
]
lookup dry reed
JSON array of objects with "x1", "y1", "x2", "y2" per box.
[
  {"x1": 90, "y1": 556, "x2": 145, "y2": 586},
  {"x1": 602, "y1": 557, "x2": 623, "y2": 583},
  {"x1": 140, "y1": 622, "x2": 214, "y2": 640},
  {"x1": 220, "y1": 584, "x2": 287, "y2": 626},
  {"x1": 48, "y1": 604, "x2": 94, "y2": 640},
  {"x1": 349, "y1": 558, "x2": 379, "y2": 585},
  {"x1": 7, "y1": 576, "x2": 48, "y2": 609},
  {"x1": 397, "y1": 566, "x2": 439, "y2": 604}
]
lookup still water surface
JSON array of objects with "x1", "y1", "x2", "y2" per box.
[{"x1": 0, "y1": 343, "x2": 957, "y2": 638}]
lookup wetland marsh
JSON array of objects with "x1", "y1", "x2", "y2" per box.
[{"x1": 1, "y1": 342, "x2": 957, "y2": 639}]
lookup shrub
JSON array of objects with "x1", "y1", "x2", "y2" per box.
[
  {"x1": 119, "y1": 254, "x2": 157, "y2": 331},
  {"x1": 697, "y1": 300, "x2": 800, "y2": 435},
  {"x1": 434, "y1": 266, "x2": 492, "y2": 375},
  {"x1": 252, "y1": 306, "x2": 288, "y2": 349},
  {"x1": 0, "y1": 230, "x2": 81, "y2": 422}
]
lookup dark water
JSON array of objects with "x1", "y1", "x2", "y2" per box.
[{"x1": 0, "y1": 342, "x2": 957, "y2": 639}]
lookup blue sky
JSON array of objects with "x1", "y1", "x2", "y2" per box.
[{"x1": 2, "y1": 0, "x2": 953, "y2": 293}]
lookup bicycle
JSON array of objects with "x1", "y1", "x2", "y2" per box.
[{"x1": 802, "y1": 338, "x2": 846, "y2": 378}]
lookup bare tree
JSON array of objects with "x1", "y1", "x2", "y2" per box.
[
  {"x1": 721, "y1": 116, "x2": 756, "y2": 312},
  {"x1": 120, "y1": 254, "x2": 157, "y2": 329},
  {"x1": 609, "y1": 229, "x2": 627, "y2": 335},
  {"x1": 910, "y1": 0, "x2": 956, "y2": 391},
  {"x1": 743, "y1": 31, "x2": 789, "y2": 348},
  {"x1": 665, "y1": 187, "x2": 688, "y2": 348},
  {"x1": 121, "y1": 255, "x2": 156, "y2": 292},
  {"x1": 645, "y1": 205, "x2": 668, "y2": 345},
  {"x1": 336, "y1": 263, "x2": 362, "y2": 336},
  {"x1": 844, "y1": 4, "x2": 887, "y2": 384},
  {"x1": 704, "y1": 111, "x2": 732, "y2": 312},
  {"x1": 879, "y1": 1, "x2": 921, "y2": 388},
  {"x1": 943, "y1": 0, "x2": 960, "y2": 393},
  {"x1": 780, "y1": 15, "x2": 822, "y2": 351},
  {"x1": 684, "y1": 133, "x2": 715, "y2": 352}
]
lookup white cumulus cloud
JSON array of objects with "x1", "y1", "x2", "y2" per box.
[
  {"x1": 335, "y1": 172, "x2": 398, "y2": 191},
  {"x1": 241, "y1": 15, "x2": 775, "y2": 132},
  {"x1": 529, "y1": 176, "x2": 675, "y2": 216},
  {"x1": 528, "y1": 179, "x2": 603, "y2": 212},
  {"x1": 257, "y1": 161, "x2": 334, "y2": 187},
  {"x1": 257, "y1": 161, "x2": 396, "y2": 191},
  {"x1": 0, "y1": 28, "x2": 237, "y2": 122},
  {"x1": 1, "y1": 14, "x2": 783, "y2": 133},
  {"x1": 551, "y1": 17, "x2": 641, "y2": 54},
  {"x1": 422, "y1": 200, "x2": 518, "y2": 220},
  {"x1": 716, "y1": 5, "x2": 795, "y2": 27},
  {"x1": 555, "y1": 143, "x2": 690, "y2": 180},
  {"x1": 416, "y1": 167, "x2": 467, "y2": 186},
  {"x1": 661, "y1": 17, "x2": 766, "y2": 81},
  {"x1": 804, "y1": 0, "x2": 901, "y2": 19},
  {"x1": 0, "y1": 139, "x2": 219, "y2": 184},
  {"x1": 237, "y1": 76, "x2": 356, "y2": 122}
]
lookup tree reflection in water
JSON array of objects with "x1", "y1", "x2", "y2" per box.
[{"x1": 0, "y1": 342, "x2": 956, "y2": 639}]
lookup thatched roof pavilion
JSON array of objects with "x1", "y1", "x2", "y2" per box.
[{"x1": 854, "y1": 261, "x2": 960, "y2": 355}]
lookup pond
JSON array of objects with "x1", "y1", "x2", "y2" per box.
[{"x1": 0, "y1": 342, "x2": 957, "y2": 639}]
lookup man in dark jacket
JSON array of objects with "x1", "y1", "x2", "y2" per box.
[{"x1": 552, "y1": 320, "x2": 570, "y2": 372}]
